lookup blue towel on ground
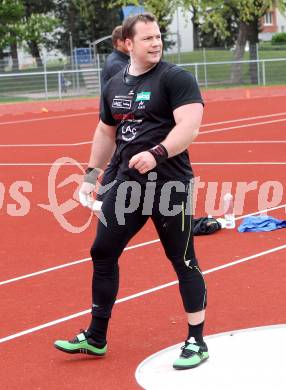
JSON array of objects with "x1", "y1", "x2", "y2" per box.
[{"x1": 238, "y1": 215, "x2": 286, "y2": 232}]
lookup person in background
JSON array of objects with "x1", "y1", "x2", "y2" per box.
[
  {"x1": 101, "y1": 25, "x2": 129, "y2": 90},
  {"x1": 95, "y1": 25, "x2": 130, "y2": 206}
]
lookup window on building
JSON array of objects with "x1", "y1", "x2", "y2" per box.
[
  {"x1": 281, "y1": 26, "x2": 285, "y2": 32},
  {"x1": 264, "y1": 12, "x2": 273, "y2": 25}
]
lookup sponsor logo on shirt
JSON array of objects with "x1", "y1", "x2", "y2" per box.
[
  {"x1": 122, "y1": 125, "x2": 137, "y2": 141},
  {"x1": 114, "y1": 113, "x2": 135, "y2": 121},
  {"x1": 137, "y1": 101, "x2": 146, "y2": 110},
  {"x1": 135, "y1": 91, "x2": 151, "y2": 101},
  {"x1": 112, "y1": 98, "x2": 132, "y2": 109}
]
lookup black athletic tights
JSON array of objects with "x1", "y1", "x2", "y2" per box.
[{"x1": 90, "y1": 179, "x2": 207, "y2": 319}]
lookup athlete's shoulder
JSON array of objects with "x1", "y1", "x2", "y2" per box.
[
  {"x1": 157, "y1": 61, "x2": 202, "y2": 106},
  {"x1": 161, "y1": 63, "x2": 196, "y2": 87},
  {"x1": 156, "y1": 60, "x2": 177, "y2": 74},
  {"x1": 108, "y1": 66, "x2": 126, "y2": 84},
  {"x1": 161, "y1": 61, "x2": 189, "y2": 77},
  {"x1": 157, "y1": 61, "x2": 191, "y2": 85},
  {"x1": 102, "y1": 66, "x2": 126, "y2": 96}
]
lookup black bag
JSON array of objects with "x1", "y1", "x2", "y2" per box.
[{"x1": 193, "y1": 217, "x2": 222, "y2": 236}]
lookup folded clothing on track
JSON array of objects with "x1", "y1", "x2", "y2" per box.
[
  {"x1": 238, "y1": 215, "x2": 286, "y2": 232},
  {"x1": 193, "y1": 217, "x2": 222, "y2": 235}
]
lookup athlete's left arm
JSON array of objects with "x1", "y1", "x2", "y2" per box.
[
  {"x1": 160, "y1": 102, "x2": 203, "y2": 157},
  {"x1": 129, "y1": 103, "x2": 203, "y2": 174}
]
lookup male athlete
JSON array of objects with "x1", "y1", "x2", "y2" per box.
[{"x1": 55, "y1": 13, "x2": 208, "y2": 370}]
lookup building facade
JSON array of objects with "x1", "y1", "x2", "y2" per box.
[
  {"x1": 260, "y1": 7, "x2": 286, "y2": 41},
  {"x1": 166, "y1": 7, "x2": 194, "y2": 54}
]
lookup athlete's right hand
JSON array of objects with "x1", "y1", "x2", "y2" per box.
[{"x1": 78, "y1": 182, "x2": 96, "y2": 207}]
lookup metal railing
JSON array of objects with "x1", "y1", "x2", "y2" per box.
[
  {"x1": 1, "y1": 57, "x2": 286, "y2": 101},
  {"x1": 0, "y1": 67, "x2": 102, "y2": 100},
  {"x1": 179, "y1": 57, "x2": 286, "y2": 88}
]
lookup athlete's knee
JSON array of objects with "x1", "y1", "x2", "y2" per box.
[
  {"x1": 168, "y1": 254, "x2": 198, "y2": 276},
  {"x1": 90, "y1": 238, "x2": 117, "y2": 261},
  {"x1": 91, "y1": 256, "x2": 119, "y2": 279},
  {"x1": 90, "y1": 242, "x2": 118, "y2": 277},
  {"x1": 175, "y1": 264, "x2": 207, "y2": 313}
]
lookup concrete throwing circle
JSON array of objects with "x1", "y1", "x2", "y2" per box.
[{"x1": 135, "y1": 324, "x2": 286, "y2": 390}]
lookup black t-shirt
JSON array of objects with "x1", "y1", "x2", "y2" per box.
[
  {"x1": 100, "y1": 60, "x2": 203, "y2": 183},
  {"x1": 101, "y1": 49, "x2": 129, "y2": 90}
]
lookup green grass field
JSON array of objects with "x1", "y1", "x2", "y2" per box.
[{"x1": 0, "y1": 96, "x2": 32, "y2": 103}]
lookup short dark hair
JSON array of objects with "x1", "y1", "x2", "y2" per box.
[
  {"x1": 122, "y1": 13, "x2": 158, "y2": 40},
  {"x1": 112, "y1": 25, "x2": 124, "y2": 47}
]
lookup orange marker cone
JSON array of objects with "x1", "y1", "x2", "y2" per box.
[{"x1": 41, "y1": 107, "x2": 49, "y2": 113}]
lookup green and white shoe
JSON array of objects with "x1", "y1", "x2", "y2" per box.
[
  {"x1": 54, "y1": 330, "x2": 107, "y2": 356},
  {"x1": 173, "y1": 341, "x2": 209, "y2": 370}
]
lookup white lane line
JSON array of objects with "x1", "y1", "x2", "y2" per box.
[
  {"x1": 0, "y1": 140, "x2": 285, "y2": 148},
  {"x1": 200, "y1": 112, "x2": 286, "y2": 127},
  {"x1": 1, "y1": 162, "x2": 286, "y2": 166},
  {"x1": 192, "y1": 162, "x2": 286, "y2": 165},
  {"x1": 0, "y1": 111, "x2": 98, "y2": 126},
  {"x1": 0, "y1": 258, "x2": 91, "y2": 286},
  {"x1": 0, "y1": 163, "x2": 88, "y2": 166},
  {"x1": 1, "y1": 204, "x2": 285, "y2": 287},
  {"x1": 235, "y1": 204, "x2": 286, "y2": 220},
  {"x1": 0, "y1": 113, "x2": 285, "y2": 149},
  {"x1": 0, "y1": 141, "x2": 92, "y2": 147},
  {"x1": 0, "y1": 110, "x2": 285, "y2": 128},
  {"x1": 0, "y1": 242, "x2": 285, "y2": 344},
  {"x1": 0, "y1": 239, "x2": 160, "y2": 286},
  {"x1": 199, "y1": 118, "x2": 286, "y2": 135},
  {"x1": 193, "y1": 140, "x2": 286, "y2": 144}
]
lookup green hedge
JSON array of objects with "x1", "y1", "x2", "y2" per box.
[{"x1": 271, "y1": 32, "x2": 286, "y2": 44}]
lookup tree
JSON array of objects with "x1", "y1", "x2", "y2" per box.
[
  {"x1": 21, "y1": 0, "x2": 59, "y2": 67},
  {"x1": 199, "y1": 5, "x2": 239, "y2": 48},
  {"x1": 21, "y1": 13, "x2": 59, "y2": 67},
  {"x1": 231, "y1": 1, "x2": 271, "y2": 84},
  {"x1": 0, "y1": 0, "x2": 24, "y2": 71},
  {"x1": 187, "y1": 0, "x2": 286, "y2": 84},
  {"x1": 225, "y1": 0, "x2": 286, "y2": 84},
  {"x1": 190, "y1": 2, "x2": 200, "y2": 49},
  {"x1": 74, "y1": 0, "x2": 122, "y2": 51},
  {"x1": 55, "y1": 0, "x2": 88, "y2": 55},
  {"x1": 176, "y1": 0, "x2": 286, "y2": 84},
  {"x1": 55, "y1": 0, "x2": 122, "y2": 56},
  {"x1": 0, "y1": 0, "x2": 59, "y2": 71}
]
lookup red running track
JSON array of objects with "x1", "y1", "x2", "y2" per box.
[{"x1": 0, "y1": 90, "x2": 286, "y2": 389}]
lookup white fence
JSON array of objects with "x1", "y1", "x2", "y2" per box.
[
  {"x1": 0, "y1": 58, "x2": 286, "y2": 101},
  {"x1": 179, "y1": 58, "x2": 286, "y2": 88},
  {"x1": 0, "y1": 67, "x2": 102, "y2": 100}
]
